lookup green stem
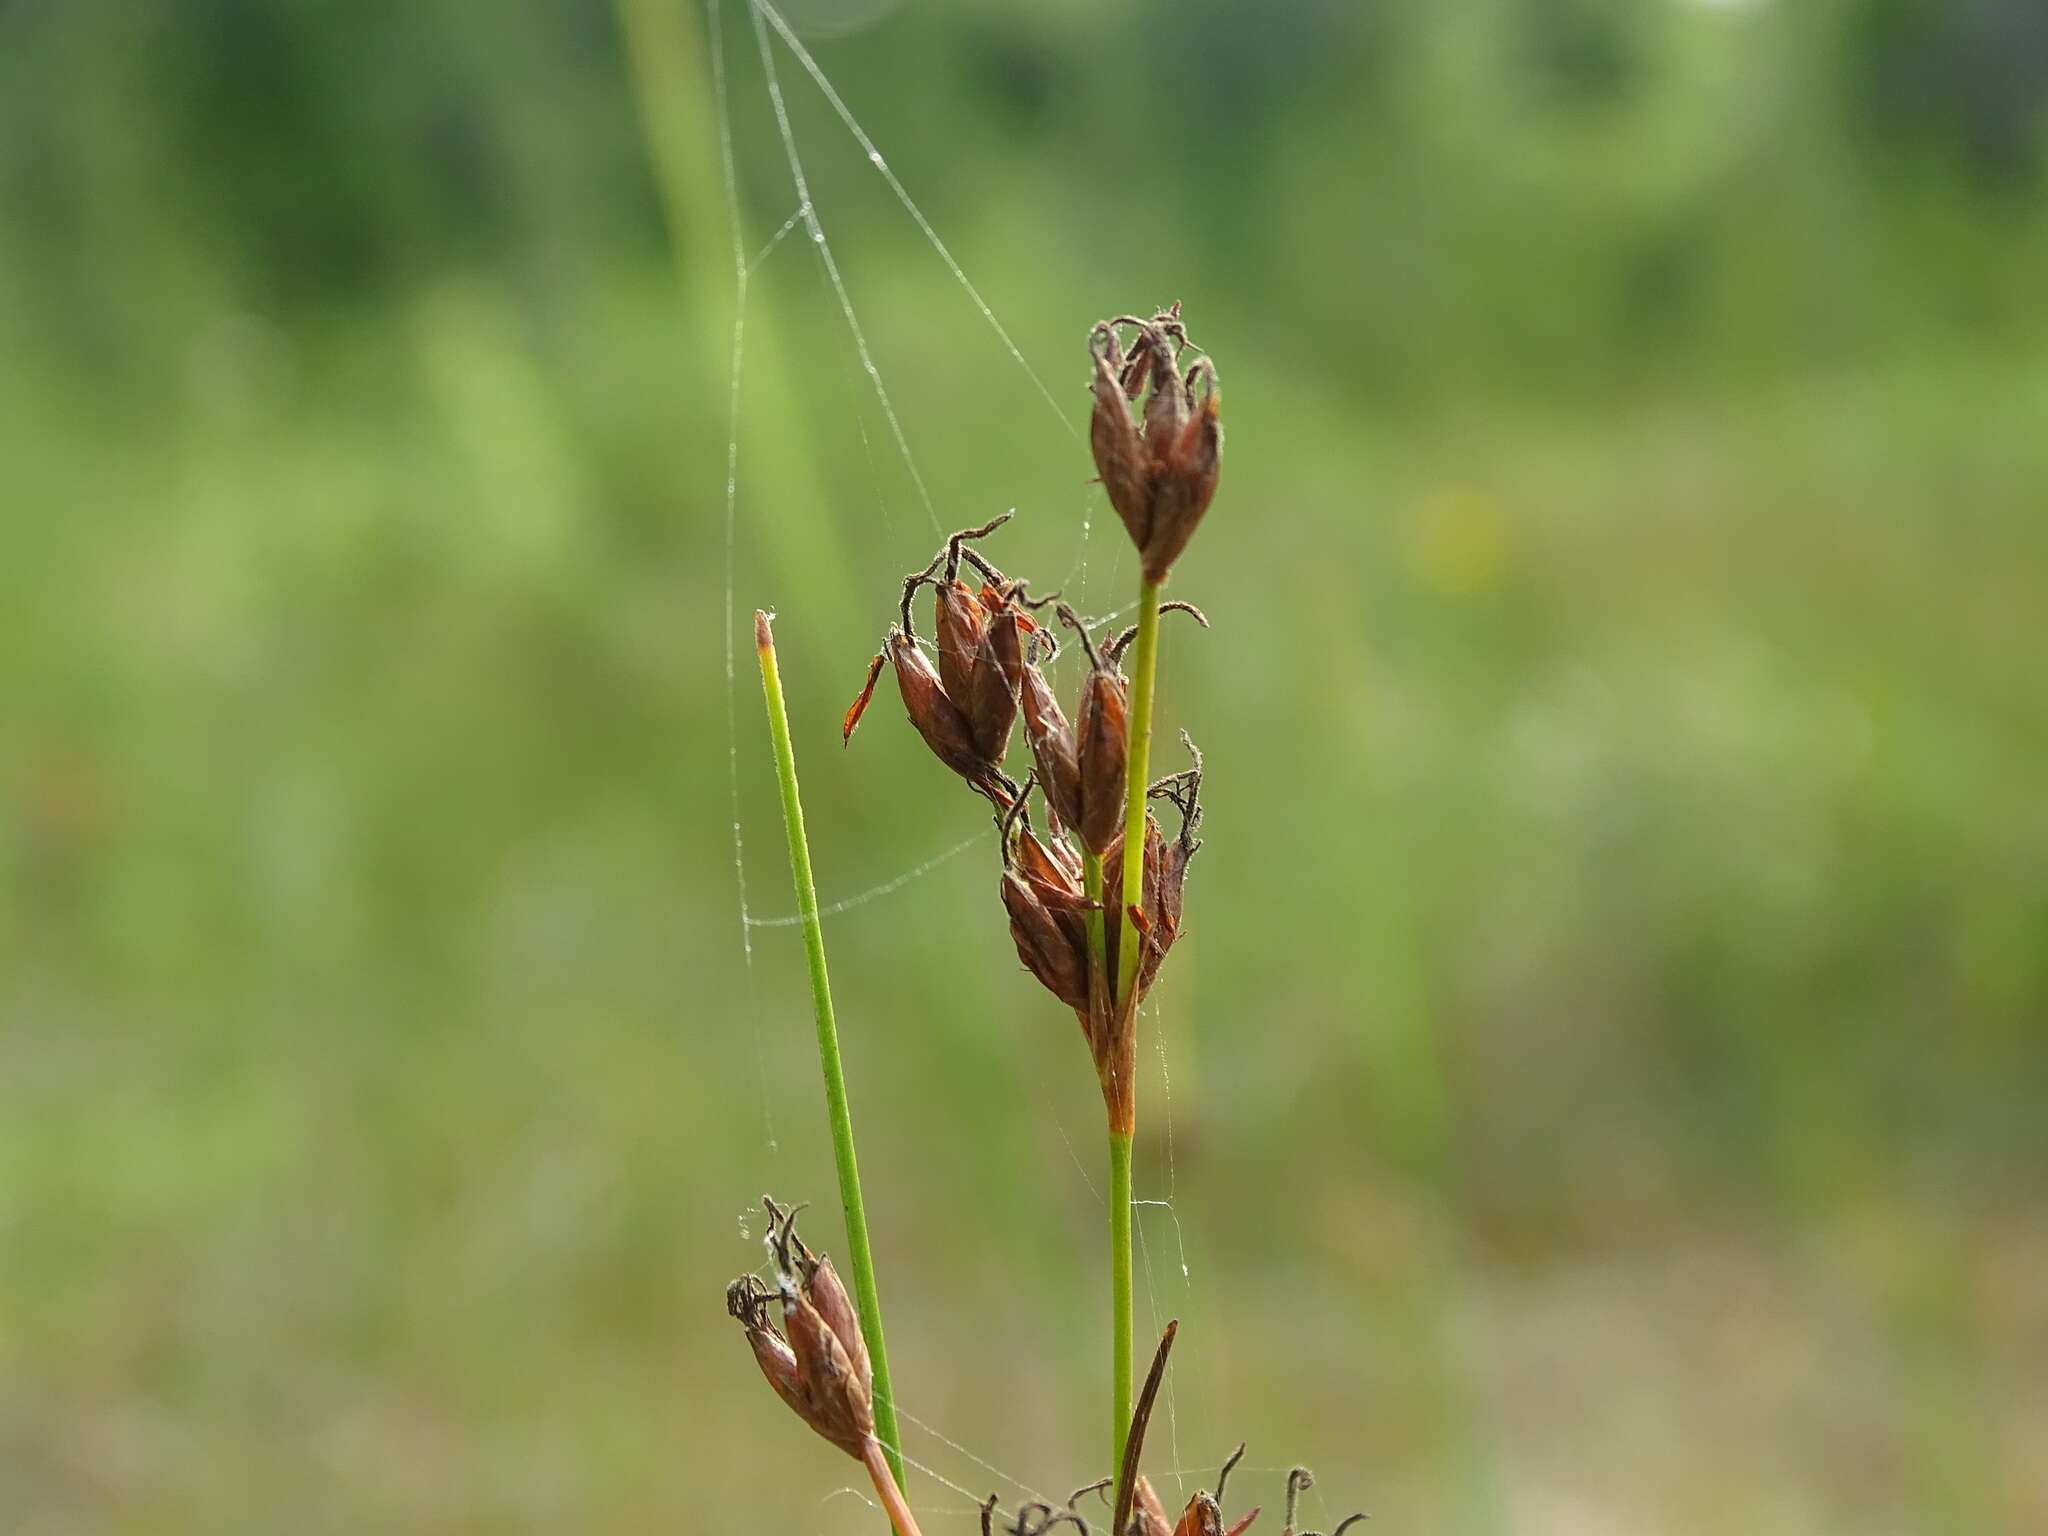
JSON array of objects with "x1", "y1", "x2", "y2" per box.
[
  {"x1": 756, "y1": 612, "x2": 905, "y2": 1495},
  {"x1": 1081, "y1": 847, "x2": 1109, "y2": 1029},
  {"x1": 1107, "y1": 575, "x2": 1163, "y2": 1478},
  {"x1": 1115, "y1": 578, "x2": 1163, "y2": 1002},
  {"x1": 1108, "y1": 1125, "x2": 1135, "y2": 1476}
]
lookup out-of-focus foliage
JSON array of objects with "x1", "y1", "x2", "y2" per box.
[{"x1": 3, "y1": 1, "x2": 2043, "y2": 1532}]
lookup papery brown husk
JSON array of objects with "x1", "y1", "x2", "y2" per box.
[
  {"x1": 1018, "y1": 661, "x2": 1083, "y2": 830},
  {"x1": 888, "y1": 631, "x2": 987, "y2": 783},
  {"x1": 964, "y1": 609, "x2": 1023, "y2": 764},
  {"x1": 1001, "y1": 869, "x2": 1090, "y2": 1015},
  {"x1": 1074, "y1": 668, "x2": 1128, "y2": 857},
  {"x1": 778, "y1": 1282, "x2": 874, "y2": 1459},
  {"x1": 932, "y1": 579, "x2": 988, "y2": 707}
]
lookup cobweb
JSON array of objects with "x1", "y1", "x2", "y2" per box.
[{"x1": 710, "y1": 0, "x2": 1192, "y2": 1521}]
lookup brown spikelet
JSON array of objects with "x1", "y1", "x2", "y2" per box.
[
  {"x1": 726, "y1": 1204, "x2": 880, "y2": 1465},
  {"x1": 964, "y1": 611, "x2": 1023, "y2": 764},
  {"x1": 778, "y1": 1275, "x2": 873, "y2": 1458},
  {"x1": 1140, "y1": 380, "x2": 1221, "y2": 582},
  {"x1": 1001, "y1": 869, "x2": 1090, "y2": 1014},
  {"x1": 1090, "y1": 330, "x2": 1151, "y2": 540},
  {"x1": 1074, "y1": 666, "x2": 1128, "y2": 857},
  {"x1": 887, "y1": 630, "x2": 986, "y2": 783},
  {"x1": 1013, "y1": 823, "x2": 1081, "y2": 891},
  {"x1": 1088, "y1": 311, "x2": 1223, "y2": 583},
  {"x1": 1019, "y1": 660, "x2": 1083, "y2": 831},
  {"x1": 933, "y1": 579, "x2": 988, "y2": 706},
  {"x1": 801, "y1": 1254, "x2": 871, "y2": 1401}
]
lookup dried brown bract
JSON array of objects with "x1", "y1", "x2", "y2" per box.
[
  {"x1": 1128, "y1": 1476, "x2": 1174, "y2": 1536},
  {"x1": 1102, "y1": 738, "x2": 1204, "y2": 1010},
  {"x1": 1089, "y1": 306, "x2": 1222, "y2": 584}
]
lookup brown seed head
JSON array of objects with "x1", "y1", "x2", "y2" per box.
[
  {"x1": 1088, "y1": 314, "x2": 1223, "y2": 583},
  {"x1": 726, "y1": 1201, "x2": 879, "y2": 1463},
  {"x1": 1074, "y1": 664, "x2": 1129, "y2": 857}
]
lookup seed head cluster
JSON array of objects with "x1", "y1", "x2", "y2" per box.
[
  {"x1": 845, "y1": 525, "x2": 1205, "y2": 1117},
  {"x1": 726, "y1": 311, "x2": 1362, "y2": 1533},
  {"x1": 1088, "y1": 304, "x2": 1222, "y2": 585},
  {"x1": 837, "y1": 311, "x2": 1222, "y2": 1124}
]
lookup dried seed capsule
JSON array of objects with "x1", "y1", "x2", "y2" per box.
[
  {"x1": 887, "y1": 630, "x2": 987, "y2": 783},
  {"x1": 1140, "y1": 329, "x2": 1192, "y2": 450},
  {"x1": 801, "y1": 1253, "x2": 871, "y2": 1401},
  {"x1": 964, "y1": 609, "x2": 1024, "y2": 764},
  {"x1": 1073, "y1": 664, "x2": 1128, "y2": 857},
  {"x1": 1089, "y1": 327, "x2": 1151, "y2": 547},
  {"x1": 778, "y1": 1272, "x2": 873, "y2": 1458},
  {"x1": 1001, "y1": 868, "x2": 1090, "y2": 1014},
  {"x1": 933, "y1": 579, "x2": 988, "y2": 707},
  {"x1": 1013, "y1": 823, "x2": 1082, "y2": 892},
  {"x1": 1138, "y1": 370, "x2": 1221, "y2": 583},
  {"x1": 730, "y1": 1278, "x2": 810, "y2": 1424},
  {"x1": 1088, "y1": 313, "x2": 1223, "y2": 583},
  {"x1": 1018, "y1": 660, "x2": 1083, "y2": 831},
  {"x1": 726, "y1": 1204, "x2": 881, "y2": 1465}
]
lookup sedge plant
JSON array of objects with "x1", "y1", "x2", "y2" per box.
[
  {"x1": 832, "y1": 310, "x2": 1222, "y2": 1479},
  {"x1": 728, "y1": 312, "x2": 1364, "y2": 1534}
]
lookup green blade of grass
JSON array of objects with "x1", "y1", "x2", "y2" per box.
[{"x1": 755, "y1": 610, "x2": 905, "y2": 1497}]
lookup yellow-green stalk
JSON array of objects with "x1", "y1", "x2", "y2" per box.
[{"x1": 756, "y1": 612, "x2": 905, "y2": 1495}]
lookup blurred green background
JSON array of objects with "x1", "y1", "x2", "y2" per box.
[{"x1": 5, "y1": 0, "x2": 2046, "y2": 1530}]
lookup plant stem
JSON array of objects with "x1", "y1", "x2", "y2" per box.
[
  {"x1": 862, "y1": 1438, "x2": 925, "y2": 1536},
  {"x1": 1081, "y1": 845, "x2": 1109, "y2": 1030},
  {"x1": 1107, "y1": 574, "x2": 1163, "y2": 1478},
  {"x1": 756, "y1": 611, "x2": 906, "y2": 1496},
  {"x1": 1115, "y1": 577, "x2": 1163, "y2": 1006},
  {"x1": 1108, "y1": 1124, "x2": 1135, "y2": 1476}
]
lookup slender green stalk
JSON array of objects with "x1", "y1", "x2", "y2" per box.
[
  {"x1": 1115, "y1": 579, "x2": 1164, "y2": 1000},
  {"x1": 1081, "y1": 846, "x2": 1109, "y2": 1021},
  {"x1": 1107, "y1": 574, "x2": 1163, "y2": 1475},
  {"x1": 1108, "y1": 1125, "x2": 1135, "y2": 1474},
  {"x1": 756, "y1": 611, "x2": 905, "y2": 1495}
]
